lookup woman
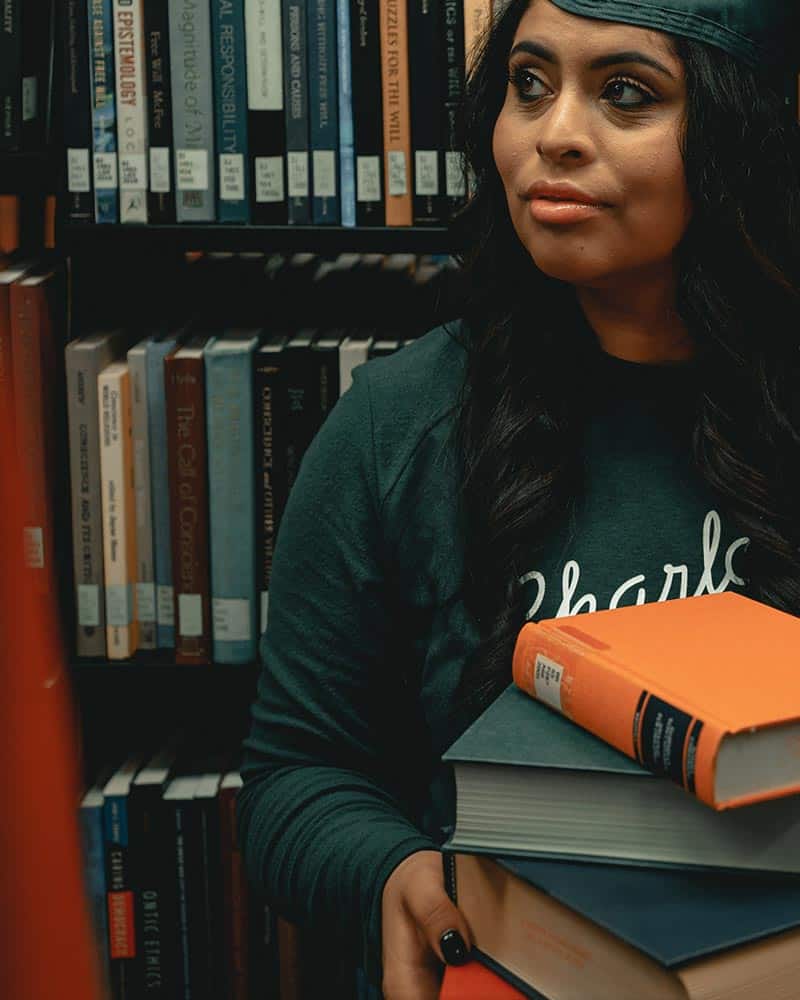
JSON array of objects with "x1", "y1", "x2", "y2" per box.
[{"x1": 238, "y1": 2, "x2": 800, "y2": 997}]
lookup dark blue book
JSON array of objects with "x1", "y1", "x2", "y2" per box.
[
  {"x1": 282, "y1": 0, "x2": 311, "y2": 224},
  {"x1": 307, "y1": 0, "x2": 340, "y2": 223},
  {"x1": 87, "y1": 0, "x2": 118, "y2": 223},
  {"x1": 444, "y1": 849, "x2": 800, "y2": 999},
  {"x1": 211, "y1": 0, "x2": 249, "y2": 223},
  {"x1": 63, "y1": 0, "x2": 94, "y2": 221},
  {"x1": 442, "y1": 685, "x2": 800, "y2": 875}
]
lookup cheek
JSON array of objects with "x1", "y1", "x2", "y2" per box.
[
  {"x1": 625, "y1": 140, "x2": 692, "y2": 232},
  {"x1": 492, "y1": 109, "x2": 527, "y2": 199}
]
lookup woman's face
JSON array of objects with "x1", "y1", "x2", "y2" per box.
[{"x1": 492, "y1": 0, "x2": 692, "y2": 289}]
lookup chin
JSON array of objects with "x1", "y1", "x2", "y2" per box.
[{"x1": 527, "y1": 246, "x2": 621, "y2": 286}]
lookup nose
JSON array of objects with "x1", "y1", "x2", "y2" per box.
[{"x1": 534, "y1": 87, "x2": 596, "y2": 164}]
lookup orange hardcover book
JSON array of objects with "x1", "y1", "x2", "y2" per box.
[
  {"x1": 440, "y1": 961, "x2": 528, "y2": 999},
  {"x1": 379, "y1": 0, "x2": 413, "y2": 225},
  {"x1": 512, "y1": 591, "x2": 800, "y2": 811}
]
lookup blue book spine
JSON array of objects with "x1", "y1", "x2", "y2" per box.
[
  {"x1": 104, "y1": 793, "x2": 135, "y2": 998},
  {"x1": 146, "y1": 336, "x2": 179, "y2": 649},
  {"x1": 87, "y1": 0, "x2": 119, "y2": 223},
  {"x1": 211, "y1": 0, "x2": 249, "y2": 222},
  {"x1": 336, "y1": 0, "x2": 355, "y2": 227},
  {"x1": 80, "y1": 797, "x2": 111, "y2": 992},
  {"x1": 282, "y1": 0, "x2": 310, "y2": 224},
  {"x1": 307, "y1": 0, "x2": 339, "y2": 224},
  {"x1": 205, "y1": 337, "x2": 258, "y2": 664}
]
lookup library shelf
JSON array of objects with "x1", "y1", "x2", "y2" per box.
[
  {"x1": 60, "y1": 223, "x2": 461, "y2": 256},
  {"x1": 0, "y1": 150, "x2": 57, "y2": 194}
]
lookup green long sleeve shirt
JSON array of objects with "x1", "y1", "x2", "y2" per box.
[{"x1": 237, "y1": 321, "x2": 750, "y2": 991}]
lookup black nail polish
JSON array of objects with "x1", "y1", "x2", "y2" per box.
[{"x1": 440, "y1": 929, "x2": 469, "y2": 966}]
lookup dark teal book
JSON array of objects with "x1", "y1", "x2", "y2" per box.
[
  {"x1": 443, "y1": 849, "x2": 800, "y2": 1000},
  {"x1": 442, "y1": 685, "x2": 800, "y2": 874},
  {"x1": 211, "y1": 0, "x2": 249, "y2": 223},
  {"x1": 307, "y1": 0, "x2": 339, "y2": 223}
]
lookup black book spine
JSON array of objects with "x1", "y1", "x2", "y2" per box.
[
  {"x1": 441, "y1": 0, "x2": 466, "y2": 220},
  {"x1": 133, "y1": 786, "x2": 174, "y2": 998},
  {"x1": 143, "y1": 0, "x2": 176, "y2": 223},
  {"x1": 349, "y1": 0, "x2": 383, "y2": 226},
  {"x1": 196, "y1": 796, "x2": 224, "y2": 1000},
  {"x1": 20, "y1": 0, "x2": 47, "y2": 149},
  {"x1": 283, "y1": 341, "x2": 315, "y2": 498},
  {"x1": 253, "y1": 350, "x2": 285, "y2": 629},
  {"x1": 173, "y1": 798, "x2": 198, "y2": 1000},
  {"x1": 247, "y1": 0, "x2": 288, "y2": 223},
  {"x1": 63, "y1": 0, "x2": 94, "y2": 221},
  {"x1": 0, "y1": 0, "x2": 21, "y2": 150},
  {"x1": 313, "y1": 343, "x2": 339, "y2": 430},
  {"x1": 408, "y1": 0, "x2": 444, "y2": 224}
]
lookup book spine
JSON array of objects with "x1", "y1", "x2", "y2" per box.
[
  {"x1": 169, "y1": 0, "x2": 216, "y2": 222},
  {"x1": 127, "y1": 348, "x2": 157, "y2": 648},
  {"x1": 349, "y1": 0, "x2": 382, "y2": 225},
  {"x1": 511, "y1": 625, "x2": 727, "y2": 810},
  {"x1": 65, "y1": 342, "x2": 109, "y2": 657},
  {"x1": 282, "y1": 0, "x2": 310, "y2": 223},
  {"x1": 88, "y1": 0, "x2": 120, "y2": 223},
  {"x1": 197, "y1": 796, "x2": 225, "y2": 999},
  {"x1": 336, "y1": 0, "x2": 355, "y2": 226},
  {"x1": 246, "y1": 0, "x2": 287, "y2": 223},
  {"x1": 211, "y1": 0, "x2": 249, "y2": 223},
  {"x1": 0, "y1": 0, "x2": 21, "y2": 150},
  {"x1": 205, "y1": 347, "x2": 257, "y2": 664},
  {"x1": 20, "y1": 0, "x2": 47, "y2": 148},
  {"x1": 64, "y1": 0, "x2": 95, "y2": 221},
  {"x1": 172, "y1": 798, "x2": 195, "y2": 1000},
  {"x1": 0, "y1": 284, "x2": 15, "y2": 461},
  {"x1": 253, "y1": 354, "x2": 282, "y2": 636},
  {"x1": 104, "y1": 791, "x2": 138, "y2": 999},
  {"x1": 219, "y1": 782, "x2": 249, "y2": 1000},
  {"x1": 283, "y1": 345, "x2": 313, "y2": 499},
  {"x1": 146, "y1": 341, "x2": 176, "y2": 648},
  {"x1": 307, "y1": 0, "x2": 339, "y2": 223},
  {"x1": 165, "y1": 352, "x2": 212, "y2": 663},
  {"x1": 408, "y1": 0, "x2": 443, "y2": 224},
  {"x1": 98, "y1": 364, "x2": 139, "y2": 658},
  {"x1": 442, "y1": 0, "x2": 466, "y2": 218},
  {"x1": 113, "y1": 0, "x2": 149, "y2": 222},
  {"x1": 378, "y1": 0, "x2": 411, "y2": 225},
  {"x1": 132, "y1": 786, "x2": 172, "y2": 998},
  {"x1": 10, "y1": 281, "x2": 56, "y2": 597},
  {"x1": 143, "y1": 0, "x2": 175, "y2": 222},
  {"x1": 80, "y1": 799, "x2": 112, "y2": 993}
]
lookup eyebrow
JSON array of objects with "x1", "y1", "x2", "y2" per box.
[{"x1": 508, "y1": 40, "x2": 677, "y2": 80}]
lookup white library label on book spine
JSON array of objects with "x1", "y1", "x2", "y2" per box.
[
  {"x1": 136, "y1": 582, "x2": 156, "y2": 623},
  {"x1": 94, "y1": 153, "x2": 118, "y2": 190},
  {"x1": 357, "y1": 157, "x2": 381, "y2": 203},
  {"x1": 414, "y1": 151, "x2": 439, "y2": 197},
  {"x1": 178, "y1": 594, "x2": 203, "y2": 638},
  {"x1": 176, "y1": 149, "x2": 209, "y2": 191},
  {"x1": 157, "y1": 584, "x2": 175, "y2": 626},
  {"x1": 220, "y1": 154, "x2": 245, "y2": 201},
  {"x1": 119, "y1": 154, "x2": 147, "y2": 190},
  {"x1": 387, "y1": 151, "x2": 408, "y2": 197},
  {"x1": 78, "y1": 585, "x2": 101, "y2": 628},
  {"x1": 312, "y1": 150, "x2": 336, "y2": 198},
  {"x1": 106, "y1": 584, "x2": 134, "y2": 627},
  {"x1": 68, "y1": 149, "x2": 91, "y2": 192},
  {"x1": 260, "y1": 590, "x2": 269, "y2": 635},
  {"x1": 255, "y1": 156, "x2": 285, "y2": 202},
  {"x1": 534, "y1": 653, "x2": 565, "y2": 713},
  {"x1": 287, "y1": 152, "x2": 309, "y2": 198},
  {"x1": 446, "y1": 151, "x2": 466, "y2": 198},
  {"x1": 213, "y1": 598, "x2": 251, "y2": 641},
  {"x1": 245, "y1": 0, "x2": 283, "y2": 111},
  {"x1": 150, "y1": 147, "x2": 171, "y2": 192},
  {"x1": 22, "y1": 77, "x2": 37, "y2": 121},
  {"x1": 23, "y1": 527, "x2": 44, "y2": 570}
]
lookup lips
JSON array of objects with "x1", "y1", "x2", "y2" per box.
[{"x1": 525, "y1": 182, "x2": 610, "y2": 207}]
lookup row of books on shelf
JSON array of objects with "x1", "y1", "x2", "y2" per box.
[
  {"x1": 438, "y1": 592, "x2": 800, "y2": 998},
  {"x1": 80, "y1": 735, "x2": 279, "y2": 1000},
  {"x1": 60, "y1": 251, "x2": 451, "y2": 663},
  {"x1": 62, "y1": 0, "x2": 491, "y2": 228}
]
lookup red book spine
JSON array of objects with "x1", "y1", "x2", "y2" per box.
[
  {"x1": 165, "y1": 348, "x2": 212, "y2": 663},
  {"x1": 219, "y1": 780, "x2": 249, "y2": 1000}
]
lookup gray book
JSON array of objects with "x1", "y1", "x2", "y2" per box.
[
  {"x1": 65, "y1": 330, "x2": 129, "y2": 657},
  {"x1": 169, "y1": 0, "x2": 216, "y2": 221},
  {"x1": 126, "y1": 338, "x2": 157, "y2": 649}
]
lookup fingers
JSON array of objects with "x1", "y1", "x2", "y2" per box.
[{"x1": 402, "y1": 872, "x2": 472, "y2": 968}]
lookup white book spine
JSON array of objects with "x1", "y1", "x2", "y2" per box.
[
  {"x1": 99, "y1": 363, "x2": 138, "y2": 658},
  {"x1": 113, "y1": 0, "x2": 149, "y2": 222}
]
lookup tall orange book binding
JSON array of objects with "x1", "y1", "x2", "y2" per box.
[{"x1": 512, "y1": 592, "x2": 800, "y2": 811}]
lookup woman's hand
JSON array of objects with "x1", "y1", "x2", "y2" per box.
[{"x1": 381, "y1": 850, "x2": 472, "y2": 1000}]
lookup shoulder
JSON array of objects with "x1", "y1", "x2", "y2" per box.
[{"x1": 352, "y1": 321, "x2": 469, "y2": 501}]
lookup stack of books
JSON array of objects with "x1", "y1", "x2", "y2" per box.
[{"x1": 441, "y1": 591, "x2": 800, "y2": 999}]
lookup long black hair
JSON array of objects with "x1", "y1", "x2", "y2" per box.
[{"x1": 450, "y1": 0, "x2": 800, "y2": 716}]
